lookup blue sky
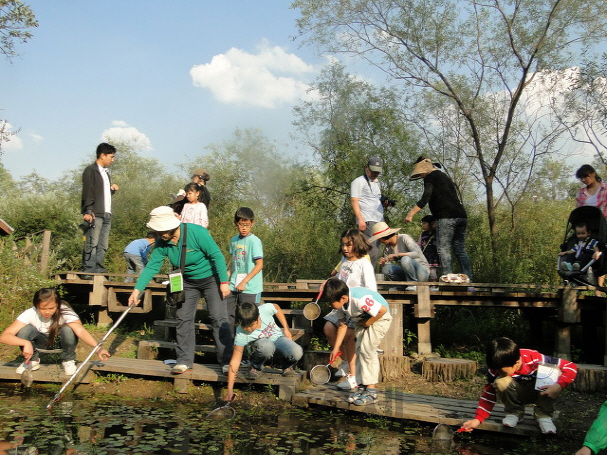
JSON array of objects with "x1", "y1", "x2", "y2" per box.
[
  {"x1": 1, "y1": 1, "x2": 337, "y2": 180},
  {"x1": 1, "y1": 1, "x2": 604, "y2": 182}
]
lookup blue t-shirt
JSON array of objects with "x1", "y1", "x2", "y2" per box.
[
  {"x1": 124, "y1": 238, "x2": 153, "y2": 265},
  {"x1": 234, "y1": 303, "x2": 283, "y2": 346},
  {"x1": 229, "y1": 233, "x2": 263, "y2": 294}
]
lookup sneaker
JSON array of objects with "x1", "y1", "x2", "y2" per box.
[
  {"x1": 335, "y1": 364, "x2": 350, "y2": 378},
  {"x1": 347, "y1": 387, "x2": 366, "y2": 403},
  {"x1": 352, "y1": 389, "x2": 377, "y2": 406},
  {"x1": 171, "y1": 364, "x2": 191, "y2": 374},
  {"x1": 282, "y1": 367, "x2": 296, "y2": 377},
  {"x1": 16, "y1": 360, "x2": 40, "y2": 374},
  {"x1": 62, "y1": 360, "x2": 77, "y2": 376},
  {"x1": 221, "y1": 365, "x2": 230, "y2": 375},
  {"x1": 405, "y1": 286, "x2": 417, "y2": 291},
  {"x1": 246, "y1": 367, "x2": 260, "y2": 380},
  {"x1": 337, "y1": 374, "x2": 358, "y2": 391},
  {"x1": 430, "y1": 286, "x2": 439, "y2": 291},
  {"x1": 537, "y1": 417, "x2": 557, "y2": 434},
  {"x1": 561, "y1": 262, "x2": 573, "y2": 271},
  {"x1": 502, "y1": 414, "x2": 520, "y2": 428}
]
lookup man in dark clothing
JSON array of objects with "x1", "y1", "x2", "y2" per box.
[
  {"x1": 405, "y1": 158, "x2": 472, "y2": 280},
  {"x1": 81, "y1": 143, "x2": 119, "y2": 273}
]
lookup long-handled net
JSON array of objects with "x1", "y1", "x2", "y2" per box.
[{"x1": 46, "y1": 303, "x2": 137, "y2": 410}]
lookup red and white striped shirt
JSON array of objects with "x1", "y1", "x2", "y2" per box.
[{"x1": 474, "y1": 349, "x2": 577, "y2": 423}]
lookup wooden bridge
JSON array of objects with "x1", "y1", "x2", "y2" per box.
[{"x1": 52, "y1": 272, "x2": 607, "y2": 366}]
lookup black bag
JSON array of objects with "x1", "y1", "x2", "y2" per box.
[{"x1": 165, "y1": 224, "x2": 187, "y2": 307}]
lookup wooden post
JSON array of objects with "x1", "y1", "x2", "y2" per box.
[
  {"x1": 414, "y1": 286, "x2": 434, "y2": 354},
  {"x1": 555, "y1": 286, "x2": 578, "y2": 360},
  {"x1": 380, "y1": 303, "x2": 403, "y2": 356},
  {"x1": 39, "y1": 230, "x2": 51, "y2": 275}
]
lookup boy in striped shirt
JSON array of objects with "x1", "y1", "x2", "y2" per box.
[{"x1": 461, "y1": 337, "x2": 577, "y2": 434}]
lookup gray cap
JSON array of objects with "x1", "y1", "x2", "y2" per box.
[{"x1": 367, "y1": 156, "x2": 383, "y2": 172}]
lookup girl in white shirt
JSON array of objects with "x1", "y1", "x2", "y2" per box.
[
  {"x1": 325, "y1": 229, "x2": 376, "y2": 392},
  {"x1": 179, "y1": 182, "x2": 209, "y2": 228},
  {"x1": 0, "y1": 288, "x2": 110, "y2": 376}
]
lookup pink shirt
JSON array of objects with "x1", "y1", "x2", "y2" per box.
[
  {"x1": 180, "y1": 202, "x2": 209, "y2": 228},
  {"x1": 576, "y1": 182, "x2": 607, "y2": 218}
]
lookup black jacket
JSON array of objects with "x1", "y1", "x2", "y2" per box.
[{"x1": 81, "y1": 163, "x2": 114, "y2": 216}]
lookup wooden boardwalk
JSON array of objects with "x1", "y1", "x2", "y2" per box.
[
  {"x1": 293, "y1": 384, "x2": 541, "y2": 436},
  {"x1": 0, "y1": 357, "x2": 547, "y2": 436},
  {"x1": 0, "y1": 358, "x2": 304, "y2": 400}
]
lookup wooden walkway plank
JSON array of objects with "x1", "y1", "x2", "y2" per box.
[{"x1": 293, "y1": 385, "x2": 540, "y2": 436}]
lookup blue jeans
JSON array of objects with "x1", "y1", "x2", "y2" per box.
[
  {"x1": 123, "y1": 252, "x2": 145, "y2": 282},
  {"x1": 246, "y1": 337, "x2": 303, "y2": 370},
  {"x1": 82, "y1": 213, "x2": 111, "y2": 273},
  {"x1": 181, "y1": 276, "x2": 233, "y2": 367},
  {"x1": 436, "y1": 217, "x2": 472, "y2": 279},
  {"x1": 382, "y1": 256, "x2": 430, "y2": 282},
  {"x1": 16, "y1": 325, "x2": 77, "y2": 361}
]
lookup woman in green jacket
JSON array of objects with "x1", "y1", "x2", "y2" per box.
[{"x1": 128, "y1": 206, "x2": 231, "y2": 374}]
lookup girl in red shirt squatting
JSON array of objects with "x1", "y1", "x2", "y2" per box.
[{"x1": 461, "y1": 337, "x2": 577, "y2": 435}]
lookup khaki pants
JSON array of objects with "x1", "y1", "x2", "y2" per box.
[
  {"x1": 354, "y1": 314, "x2": 392, "y2": 386},
  {"x1": 493, "y1": 375, "x2": 554, "y2": 419}
]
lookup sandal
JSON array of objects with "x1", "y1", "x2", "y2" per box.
[{"x1": 352, "y1": 390, "x2": 377, "y2": 406}]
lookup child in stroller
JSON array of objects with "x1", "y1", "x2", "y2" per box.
[
  {"x1": 558, "y1": 206, "x2": 607, "y2": 287},
  {"x1": 559, "y1": 222, "x2": 601, "y2": 271}
]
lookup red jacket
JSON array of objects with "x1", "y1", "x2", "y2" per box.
[{"x1": 474, "y1": 349, "x2": 577, "y2": 423}]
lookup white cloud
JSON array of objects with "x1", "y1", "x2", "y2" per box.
[
  {"x1": 102, "y1": 121, "x2": 152, "y2": 151},
  {"x1": 30, "y1": 133, "x2": 44, "y2": 144},
  {"x1": 1, "y1": 122, "x2": 23, "y2": 151},
  {"x1": 190, "y1": 39, "x2": 316, "y2": 108}
]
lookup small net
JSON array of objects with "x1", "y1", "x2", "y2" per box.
[
  {"x1": 21, "y1": 370, "x2": 33, "y2": 388},
  {"x1": 303, "y1": 302, "x2": 321, "y2": 320},
  {"x1": 206, "y1": 405, "x2": 235, "y2": 421},
  {"x1": 309, "y1": 365, "x2": 331, "y2": 385}
]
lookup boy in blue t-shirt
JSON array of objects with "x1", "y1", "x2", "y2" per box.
[
  {"x1": 320, "y1": 278, "x2": 392, "y2": 406},
  {"x1": 224, "y1": 302, "x2": 303, "y2": 401},
  {"x1": 227, "y1": 207, "x2": 264, "y2": 330},
  {"x1": 123, "y1": 232, "x2": 155, "y2": 282}
]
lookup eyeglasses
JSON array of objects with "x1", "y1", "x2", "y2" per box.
[{"x1": 237, "y1": 222, "x2": 252, "y2": 228}]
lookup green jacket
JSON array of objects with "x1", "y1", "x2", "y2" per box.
[
  {"x1": 583, "y1": 401, "x2": 607, "y2": 454},
  {"x1": 135, "y1": 223, "x2": 228, "y2": 291}
]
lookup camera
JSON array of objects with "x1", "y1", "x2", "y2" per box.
[{"x1": 380, "y1": 195, "x2": 397, "y2": 208}]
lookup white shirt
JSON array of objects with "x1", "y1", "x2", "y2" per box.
[
  {"x1": 336, "y1": 256, "x2": 377, "y2": 291},
  {"x1": 17, "y1": 306, "x2": 80, "y2": 335},
  {"x1": 97, "y1": 163, "x2": 112, "y2": 214},
  {"x1": 351, "y1": 175, "x2": 384, "y2": 222}
]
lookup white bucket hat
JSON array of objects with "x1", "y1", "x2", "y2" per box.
[
  {"x1": 146, "y1": 206, "x2": 180, "y2": 231},
  {"x1": 367, "y1": 222, "x2": 401, "y2": 243}
]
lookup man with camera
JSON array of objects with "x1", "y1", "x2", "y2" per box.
[{"x1": 351, "y1": 157, "x2": 393, "y2": 266}]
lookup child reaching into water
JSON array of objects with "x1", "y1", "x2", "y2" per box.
[
  {"x1": 0, "y1": 288, "x2": 110, "y2": 376},
  {"x1": 325, "y1": 229, "x2": 376, "y2": 392},
  {"x1": 319, "y1": 278, "x2": 391, "y2": 405}
]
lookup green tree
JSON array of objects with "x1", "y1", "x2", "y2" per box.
[
  {"x1": 292, "y1": 62, "x2": 421, "y2": 226},
  {"x1": 293, "y1": 0, "x2": 607, "y2": 255},
  {"x1": 0, "y1": 0, "x2": 37, "y2": 60}
]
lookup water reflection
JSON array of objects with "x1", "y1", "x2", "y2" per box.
[{"x1": 0, "y1": 386, "x2": 521, "y2": 454}]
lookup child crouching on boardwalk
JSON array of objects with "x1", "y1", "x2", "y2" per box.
[
  {"x1": 224, "y1": 302, "x2": 303, "y2": 401},
  {"x1": 461, "y1": 337, "x2": 577, "y2": 434},
  {"x1": 319, "y1": 278, "x2": 392, "y2": 406}
]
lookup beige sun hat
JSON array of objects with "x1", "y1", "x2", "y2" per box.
[
  {"x1": 409, "y1": 158, "x2": 435, "y2": 180},
  {"x1": 367, "y1": 222, "x2": 401, "y2": 243},
  {"x1": 146, "y1": 206, "x2": 180, "y2": 231}
]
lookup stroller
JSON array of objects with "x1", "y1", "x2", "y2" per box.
[{"x1": 558, "y1": 206, "x2": 607, "y2": 290}]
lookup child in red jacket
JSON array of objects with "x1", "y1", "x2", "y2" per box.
[{"x1": 461, "y1": 337, "x2": 577, "y2": 434}]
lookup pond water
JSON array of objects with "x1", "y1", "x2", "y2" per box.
[{"x1": 0, "y1": 385, "x2": 529, "y2": 455}]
